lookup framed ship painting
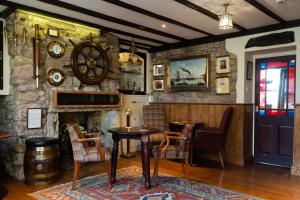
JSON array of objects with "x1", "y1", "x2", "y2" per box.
[{"x1": 169, "y1": 55, "x2": 209, "y2": 91}]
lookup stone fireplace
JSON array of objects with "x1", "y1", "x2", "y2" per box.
[{"x1": 0, "y1": 11, "x2": 121, "y2": 180}]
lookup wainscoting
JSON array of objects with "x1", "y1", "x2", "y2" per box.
[
  {"x1": 151, "y1": 102, "x2": 253, "y2": 166},
  {"x1": 292, "y1": 105, "x2": 300, "y2": 175}
]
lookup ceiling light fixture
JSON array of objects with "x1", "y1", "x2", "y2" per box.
[
  {"x1": 219, "y1": 3, "x2": 233, "y2": 30},
  {"x1": 161, "y1": 24, "x2": 166, "y2": 28}
]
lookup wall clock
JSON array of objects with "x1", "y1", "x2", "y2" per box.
[
  {"x1": 47, "y1": 41, "x2": 65, "y2": 58},
  {"x1": 47, "y1": 68, "x2": 65, "y2": 86}
]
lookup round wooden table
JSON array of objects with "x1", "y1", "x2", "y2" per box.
[{"x1": 108, "y1": 127, "x2": 160, "y2": 189}]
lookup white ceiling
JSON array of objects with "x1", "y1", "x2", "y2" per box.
[
  {"x1": 0, "y1": 5, "x2": 7, "y2": 13},
  {"x1": 2, "y1": 0, "x2": 300, "y2": 51}
]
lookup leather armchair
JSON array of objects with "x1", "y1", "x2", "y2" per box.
[{"x1": 190, "y1": 107, "x2": 233, "y2": 169}]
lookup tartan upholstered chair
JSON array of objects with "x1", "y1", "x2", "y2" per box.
[
  {"x1": 67, "y1": 123, "x2": 111, "y2": 189},
  {"x1": 152, "y1": 124, "x2": 194, "y2": 178},
  {"x1": 143, "y1": 104, "x2": 168, "y2": 142}
]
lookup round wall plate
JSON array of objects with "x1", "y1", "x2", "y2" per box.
[
  {"x1": 47, "y1": 40, "x2": 65, "y2": 58},
  {"x1": 47, "y1": 68, "x2": 65, "y2": 86}
]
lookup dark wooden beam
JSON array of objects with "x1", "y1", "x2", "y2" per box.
[
  {"x1": 244, "y1": 0, "x2": 286, "y2": 23},
  {"x1": 119, "y1": 38, "x2": 156, "y2": 48},
  {"x1": 119, "y1": 41, "x2": 150, "y2": 51},
  {"x1": 37, "y1": 0, "x2": 186, "y2": 41},
  {"x1": 0, "y1": 1, "x2": 168, "y2": 45},
  {"x1": 150, "y1": 18, "x2": 300, "y2": 53},
  {"x1": 0, "y1": 7, "x2": 15, "y2": 19},
  {"x1": 102, "y1": 0, "x2": 213, "y2": 36},
  {"x1": 174, "y1": 0, "x2": 247, "y2": 31}
]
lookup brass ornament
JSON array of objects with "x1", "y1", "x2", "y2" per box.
[
  {"x1": 47, "y1": 68, "x2": 65, "y2": 86},
  {"x1": 47, "y1": 40, "x2": 65, "y2": 58}
]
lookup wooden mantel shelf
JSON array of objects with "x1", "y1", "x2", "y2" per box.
[{"x1": 51, "y1": 90, "x2": 122, "y2": 109}]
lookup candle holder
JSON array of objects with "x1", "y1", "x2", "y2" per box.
[
  {"x1": 125, "y1": 108, "x2": 131, "y2": 128},
  {"x1": 121, "y1": 108, "x2": 136, "y2": 158}
]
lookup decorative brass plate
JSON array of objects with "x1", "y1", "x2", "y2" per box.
[{"x1": 47, "y1": 68, "x2": 65, "y2": 86}]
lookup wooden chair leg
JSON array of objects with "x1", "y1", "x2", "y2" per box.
[
  {"x1": 153, "y1": 158, "x2": 159, "y2": 177},
  {"x1": 219, "y1": 151, "x2": 225, "y2": 169},
  {"x1": 182, "y1": 156, "x2": 190, "y2": 178},
  {"x1": 72, "y1": 161, "x2": 80, "y2": 190}
]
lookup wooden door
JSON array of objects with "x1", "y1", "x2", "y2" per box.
[
  {"x1": 254, "y1": 55, "x2": 295, "y2": 167},
  {"x1": 0, "y1": 21, "x2": 3, "y2": 90}
]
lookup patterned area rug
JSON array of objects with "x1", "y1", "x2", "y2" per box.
[{"x1": 29, "y1": 166, "x2": 261, "y2": 200}]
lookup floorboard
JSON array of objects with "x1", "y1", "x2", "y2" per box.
[{"x1": 2, "y1": 154, "x2": 300, "y2": 200}]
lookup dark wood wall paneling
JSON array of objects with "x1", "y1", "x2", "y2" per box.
[{"x1": 151, "y1": 102, "x2": 253, "y2": 166}]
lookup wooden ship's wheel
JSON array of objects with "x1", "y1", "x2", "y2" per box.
[{"x1": 70, "y1": 41, "x2": 109, "y2": 85}]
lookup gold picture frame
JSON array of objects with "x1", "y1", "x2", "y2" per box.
[
  {"x1": 169, "y1": 55, "x2": 210, "y2": 91},
  {"x1": 153, "y1": 64, "x2": 164, "y2": 76},
  {"x1": 216, "y1": 77, "x2": 230, "y2": 95},
  {"x1": 153, "y1": 80, "x2": 164, "y2": 91},
  {"x1": 216, "y1": 55, "x2": 230, "y2": 74}
]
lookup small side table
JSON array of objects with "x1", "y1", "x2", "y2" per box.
[
  {"x1": 108, "y1": 127, "x2": 160, "y2": 189},
  {"x1": 0, "y1": 133, "x2": 12, "y2": 199}
]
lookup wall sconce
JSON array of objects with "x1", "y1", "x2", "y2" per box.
[{"x1": 4, "y1": 27, "x2": 17, "y2": 48}]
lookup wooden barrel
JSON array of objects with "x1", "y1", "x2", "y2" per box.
[{"x1": 24, "y1": 137, "x2": 60, "y2": 185}]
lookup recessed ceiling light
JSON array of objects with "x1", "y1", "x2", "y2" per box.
[{"x1": 161, "y1": 24, "x2": 166, "y2": 28}]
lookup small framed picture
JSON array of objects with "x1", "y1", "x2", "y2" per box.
[
  {"x1": 216, "y1": 56, "x2": 230, "y2": 74},
  {"x1": 216, "y1": 77, "x2": 230, "y2": 95},
  {"x1": 27, "y1": 108, "x2": 42, "y2": 129},
  {"x1": 246, "y1": 61, "x2": 253, "y2": 80},
  {"x1": 153, "y1": 64, "x2": 164, "y2": 76},
  {"x1": 153, "y1": 80, "x2": 164, "y2": 91}
]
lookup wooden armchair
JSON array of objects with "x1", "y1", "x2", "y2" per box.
[
  {"x1": 190, "y1": 107, "x2": 233, "y2": 169},
  {"x1": 67, "y1": 123, "x2": 111, "y2": 189},
  {"x1": 152, "y1": 124, "x2": 193, "y2": 178}
]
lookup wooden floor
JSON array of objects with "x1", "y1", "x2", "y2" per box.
[{"x1": 2, "y1": 155, "x2": 300, "y2": 200}]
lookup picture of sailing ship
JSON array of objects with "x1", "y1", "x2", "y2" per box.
[{"x1": 170, "y1": 56, "x2": 209, "y2": 90}]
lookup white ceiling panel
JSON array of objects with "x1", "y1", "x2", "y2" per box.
[
  {"x1": 189, "y1": 0, "x2": 278, "y2": 29},
  {"x1": 120, "y1": 0, "x2": 239, "y2": 35},
  {"x1": 3, "y1": 0, "x2": 300, "y2": 51},
  {"x1": 60, "y1": 0, "x2": 205, "y2": 39},
  {"x1": 0, "y1": 5, "x2": 8, "y2": 13},
  {"x1": 7, "y1": 0, "x2": 179, "y2": 43},
  {"x1": 257, "y1": 0, "x2": 300, "y2": 21}
]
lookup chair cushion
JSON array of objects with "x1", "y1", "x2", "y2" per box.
[{"x1": 85, "y1": 147, "x2": 111, "y2": 162}]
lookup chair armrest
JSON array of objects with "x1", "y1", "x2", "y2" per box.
[
  {"x1": 75, "y1": 137, "x2": 101, "y2": 142},
  {"x1": 163, "y1": 131, "x2": 182, "y2": 136},
  {"x1": 166, "y1": 135, "x2": 187, "y2": 141},
  {"x1": 85, "y1": 132, "x2": 101, "y2": 137},
  {"x1": 195, "y1": 128, "x2": 222, "y2": 134}
]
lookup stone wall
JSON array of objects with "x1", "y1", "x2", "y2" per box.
[
  {"x1": 0, "y1": 11, "x2": 120, "y2": 180},
  {"x1": 151, "y1": 41, "x2": 237, "y2": 103}
]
